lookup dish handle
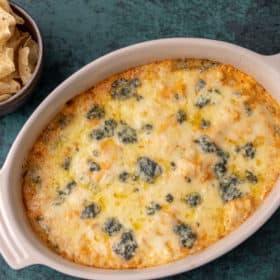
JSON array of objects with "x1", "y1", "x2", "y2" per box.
[
  {"x1": 263, "y1": 53, "x2": 280, "y2": 71},
  {"x1": 0, "y1": 169, "x2": 33, "y2": 269}
]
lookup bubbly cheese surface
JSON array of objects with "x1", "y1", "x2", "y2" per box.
[{"x1": 23, "y1": 59, "x2": 280, "y2": 268}]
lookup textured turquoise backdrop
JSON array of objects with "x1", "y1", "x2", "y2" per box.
[{"x1": 1, "y1": 0, "x2": 280, "y2": 279}]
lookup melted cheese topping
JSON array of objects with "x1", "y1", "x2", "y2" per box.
[{"x1": 22, "y1": 59, "x2": 280, "y2": 268}]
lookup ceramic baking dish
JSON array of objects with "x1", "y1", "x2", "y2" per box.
[{"x1": 0, "y1": 38, "x2": 279, "y2": 280}]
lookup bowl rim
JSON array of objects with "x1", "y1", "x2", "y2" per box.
[
  {"x1": 0, "y1": 38, "x2": 280, "y2": 280},
  {"x1": 0, "y1": 1, "x2": 43, "y2": 107}
]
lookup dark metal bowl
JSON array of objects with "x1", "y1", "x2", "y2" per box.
[{"x1": 0, "y1": 2, "x2": 43, "y2": 116}]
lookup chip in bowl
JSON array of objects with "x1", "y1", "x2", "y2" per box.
[{"x1": 0, "y1": 0, "x2": 38, "y2": 102}]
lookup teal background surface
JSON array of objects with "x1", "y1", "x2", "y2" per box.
[{"x1": 1, "y1": 0, "x2": 280, "y2": 279}]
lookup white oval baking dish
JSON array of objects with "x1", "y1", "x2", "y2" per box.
[{"x1": 0, "y1": 38, "x2": 279, "y2": 280}]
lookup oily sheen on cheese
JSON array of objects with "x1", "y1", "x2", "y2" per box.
[{"x1": 22, "y1": 59, "x2": 280, "y2": 269}]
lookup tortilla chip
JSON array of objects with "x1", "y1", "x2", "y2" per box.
[
  {"x1": 18, "y1": 46, "x2": 33, "y2": 85},
  {"x1": 0, "y1": 93, "x2": 11, "y2": 101},
  {"x1": 0, "y1": 0, "x2": 10, "y2": 12},
  {"x1": 0, "y1": 93, "x2": 11, "y2": 102},
  {"x1": 5, "y1": 71, "x2": 20, "y2": 80},
  {"x1": 0, "y1": 6, "x2": 16, "y2": 45},
  {"x1": 0, "y1": 47, "x2": 15, "y2": 79},
  {"x1": 11, "y1": 9, "x2": 24, "y2": 25},
  {"x1": 0, "y1": 0, "x2": 24, "y2": 24},
  {"x1": 0, "y1": 76, "x2": 20, "y2": 95},
  {"x1": 23, "y1": 36, "x2": 38, "y2": 67},
  {"x1": 7, "y1": 29, "x2": 29, "y2": 49}
]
